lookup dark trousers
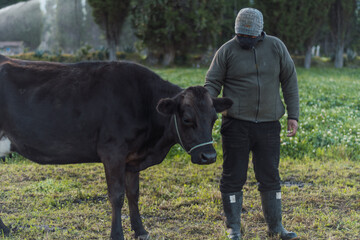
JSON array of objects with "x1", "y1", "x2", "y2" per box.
[{"x1": 220, "y1": 117, "x2": 281, "y2": 193}]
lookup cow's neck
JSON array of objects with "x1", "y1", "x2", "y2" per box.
[
  {"x1": 126, "y1": 128, "x2": 174, "y2": 172},
  {"x1": 125, "y1": 78, "x2": 182, "y2": 172}
]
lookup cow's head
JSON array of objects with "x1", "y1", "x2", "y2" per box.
[{"x1": 157, "y1": 86, "x2": 233, "y2": 165}]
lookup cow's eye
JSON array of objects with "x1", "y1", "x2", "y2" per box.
[{"x1": 182, "y1": 117, "x2": 194, "y2": 126}]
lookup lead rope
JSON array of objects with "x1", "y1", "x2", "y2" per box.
[{"x1": 173, "y1": 114, "x2": 214, "y2": 154}]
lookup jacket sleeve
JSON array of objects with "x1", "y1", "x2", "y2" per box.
[
  {"x1": 204, "y1": 48, "x2": 227, "y2": 98},
  {"x1": 278, "y1": 40, "x2": 300, "y2": 121}
]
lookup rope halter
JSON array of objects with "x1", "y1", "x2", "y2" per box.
[{"x1": 173, "y1": 114, "x2": 214, "y2": 154}]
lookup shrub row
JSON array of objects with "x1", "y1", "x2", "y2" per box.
[{"x1": 12, "y1": 51, "x2": 145, "y2": 63}]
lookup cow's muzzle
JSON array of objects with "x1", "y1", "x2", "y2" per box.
[
  {"x1": 190, "y1": 146, "x2": 217, "y2": 165},
  {"x1": 200, "y1": 152, "x2": 217, "y2": 164}
]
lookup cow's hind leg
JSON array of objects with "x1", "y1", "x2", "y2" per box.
[
  {"x1": 125, "y1": 171, "x2": 149, "y2": 239},
  {"x1": 0, "y1": 217, "x2": 10, "y2": 236}
]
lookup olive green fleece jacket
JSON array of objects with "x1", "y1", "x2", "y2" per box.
[{"x1": 205, "y1": 34, "x2": 299, "y2": 123}]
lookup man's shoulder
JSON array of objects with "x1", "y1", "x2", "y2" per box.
[
  {"x1": 263, "y1": 34, "x2": 281, "y2": 43},
  {"x1": 218, "y1": 37, "x2": 238, "y2": 52},
  {"x1": 264, "y1": 34, "x2": 286, "y2": 47}
]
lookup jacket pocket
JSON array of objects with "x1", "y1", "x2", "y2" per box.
[{"x1": 220, "y1": 117, "x2": 234, "y2": 135}]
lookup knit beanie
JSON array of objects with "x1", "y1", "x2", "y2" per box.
[{"x1": 234, "y1": 8, "x2": 263, "y2": 36}]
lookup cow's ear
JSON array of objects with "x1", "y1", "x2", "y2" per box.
[
  {"x1": 212, "y1": 97, "x2": 233, "y2": 113},
  {"x1": 157, "y1": 98, "x2": 177, "y2": 116}
]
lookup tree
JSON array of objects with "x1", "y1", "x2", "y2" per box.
[
  {"x1": 350, "y1": 0, "x2": 360, "y2": 54},
  {"x1": 83, "y1": 2, "x2": 106, "y2": 49},
  {"x1": 254, "y1": 0, "x2": 333, "y2": 68},
  {"x1": 88, "y1": 0, "x2": 131, "y2": 60},
  {"x1": 300, "y1": 1, "x2": 333, "y2": 69},
  {"x1": 254, "y1": 0, "x2": 301, "y2": 54},
  {"x1": 56, "y1": 0, "x2": 84, "y2": 53},
  {"x1": 39, "y1": 0, "x2": 107, "y2": 53},
  {"x1": 38, "y1": 0, "x2": 58, "y2": 52},
  {"x1": 132, "y1": 0, "x2": 224, "y2": 66},
  {"x1": 329, "y1": 0, "x2": 357, "y2": 68},
  {"x1": 0, "y1": 0, "x2": 42, "y2": 49}
]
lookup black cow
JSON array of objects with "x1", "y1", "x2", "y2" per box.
[{"x1": 0, "y1": 54, "x2": 232, "y2": 239}]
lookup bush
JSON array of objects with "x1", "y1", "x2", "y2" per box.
[
  {"x1": 117, "y1": 51, "x2": 145, "y2": 62},
  {"x1": 13, "y1": 52, "x2": 77, "y2": 63},
  {"x1": 12, "y1": 51, "x2": 144, "y2": 63}
]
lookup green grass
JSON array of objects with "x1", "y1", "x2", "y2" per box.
[{"x1": 1, "y1": 67, "x2": 359, "y2": 239}]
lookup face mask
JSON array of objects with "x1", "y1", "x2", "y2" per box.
[{"x1": 236, "y1": 35, "x2": 261, "y2": 50}]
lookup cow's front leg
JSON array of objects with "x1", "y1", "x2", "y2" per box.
[
  {"x1": 125, "y1": 171, "x2": 149, "y2": 239},
  {"x1": 0, "y1": 217, "x2": 10, "y2": 236},
  {"x1": 104, "y1": 164, "x2": 126, "y2": 240},
  {"x1": 101, "y1": 153, "x2": 127, "y2": 240}
]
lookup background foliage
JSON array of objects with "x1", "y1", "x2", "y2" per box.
[
  {"x1": 132, "y1": 0, "x2": 224, "y2": 65},
  {"x1": 254, "y1": 0, "x2": 333, "y2": 69},
  {"x1": 56, "y1": 0, "x2": 84, "y2": 53},
  {"x1": 0, "y1": 0, "x2": 359, "y2": 67},
  {"x1": 0, "y1": 0, "x2": 42, "y2": 49},
  {"x1": 329, "y1": 0, "x2": 358, "y2": 68},
  {"x1": 87, "y1": 0, "x2": 131, "y2": 60}
]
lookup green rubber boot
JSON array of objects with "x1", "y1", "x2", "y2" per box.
[
  {"x1": 221, "y1": 191, "x2": 243, "y2": 240},
  {"x1": 261, "y1": 190, "x2": 299, "y2": 240}
]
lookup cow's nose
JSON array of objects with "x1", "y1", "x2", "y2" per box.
[{"x1": 201, "y1": 152, "x2": 217, "y2": 164}]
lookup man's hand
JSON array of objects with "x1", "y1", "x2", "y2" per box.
[{"x1": 287, "y1": 119, "x2": 298, "y2": 137}]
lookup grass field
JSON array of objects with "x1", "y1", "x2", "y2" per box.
[{"x1": 0, "y1": 67, "x2": 359, "y2": 240}]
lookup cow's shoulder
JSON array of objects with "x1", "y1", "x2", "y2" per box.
[{"x1": 0, "y1": 61, "x2": 17, "y2": 80}]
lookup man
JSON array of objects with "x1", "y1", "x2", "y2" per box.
[{"x1": 205, "y1": 8, "x2": 299, "y2": 240}]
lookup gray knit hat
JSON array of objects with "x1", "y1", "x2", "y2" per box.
[{"x1": 235, "y1": 8, "x2": 263, "y2": 36}]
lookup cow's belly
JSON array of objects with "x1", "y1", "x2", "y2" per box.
[
  {"x1": 1, "y1": 103, "x2": 103, "y2": 164},
  {"x1": 16, "y1": 144, "x2": 101, "y2": 164},
  {"x1": 7, "y1": 133, "x2": 101, "y2": 165}
]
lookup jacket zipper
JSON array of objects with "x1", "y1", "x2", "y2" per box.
[{"x1": 253, "y1": 47, "x2": 260, "y2": 123}]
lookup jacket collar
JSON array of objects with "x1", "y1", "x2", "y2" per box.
[{"x1": 234, "y1": 31, "x2": 266, "y2": 49}]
